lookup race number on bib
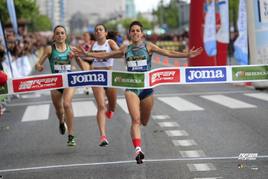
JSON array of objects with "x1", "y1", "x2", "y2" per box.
[
  {"x1": 54, "y1": 64, "x2": 71, "y2": 73},
  {"x1": 127, "y1": 60, "x2": 148, "y2": 71}
]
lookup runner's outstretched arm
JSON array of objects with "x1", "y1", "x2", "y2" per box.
[
  {"x1": 72, "y1": 45, "x2": 126, "y2": 60},
  {"x1": 148, "y1": 42, "x2": 203, "y2": 58},
  {"x1": 35, "y1": 46, "x2": 52, "y2": 72}
]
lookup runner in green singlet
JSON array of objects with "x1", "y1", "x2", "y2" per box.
[{"x1": 35, "y1": 25, "x2": 76, "y2": 147}]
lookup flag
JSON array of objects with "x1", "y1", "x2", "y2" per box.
[
  {"x1": 6, "y1": 0, "x2": 18, "y2": 35},
  {"x1": 0, "y1": 19, "x2": 6, "y2": 48},
  {"x1": 0, "y1": 15, "x2": 14, "y2": 78},
  {"x1": 216, "y1": 0, "x2": 229, "y2": 43},
  {"x1": 234, "y1": 0, "x2": 248, "y2": 65},
  {"x1": 203, "y1": 0, "x2": 217, "y2": 56}
]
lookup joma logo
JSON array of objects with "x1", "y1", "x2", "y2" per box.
[
  {"x1": 70, "y1": 73, "x2": 105, "y2": 85},
  {"x1": 188, "y1": 69, "x2": 225, "y2": 81}
]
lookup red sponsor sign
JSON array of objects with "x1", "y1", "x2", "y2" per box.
[
  {"x1": 149, "y1": 68, "x2": 180, "y2": 86},
  {"x1": 12, "y1": 75, "x2": 63, "y2": 93}
]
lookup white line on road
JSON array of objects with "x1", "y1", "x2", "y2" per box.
[
  {"x1": 117, "y1": 99, "x2": 129, "y2": 114},
  {"x1": 193, "y1": 177, "x2": 223, "y2": 179},
  {"x1": 158, "y1": 122, "x2": 180, "y2": 127},
  {"x1": 244, "y1": 93, "x2": 268, "y2": 101},
  {"x1": 187, "y1": 163, "x2": 216, "y2": 171},
  {"x1": 166, "y1": 130, "x2": 189, "y2": 137},
  {"x1": 172, "y1": 140, "x2": 197, "y2": 147},
  {"x1": 152, "y1": 115, "x2": 170, "y2": 120},
  {"x1": 1, "y1": 155, "x2": 268, "y2": 173},
  {"x1": 201, "y1": 95, "x2": 257, "y2": 109},
  {"x1": 22, "y1": 104, "x2": 50, "y2": 122},
  {"x1": 158, "y1": 97, "x2": 204, "y2": 111},
  {"x1": 73, "y1": 101, "x2": 97, "y2": 117},
  {"x1": 179, "y1": 150, "x2": 206, "y2": 158}
]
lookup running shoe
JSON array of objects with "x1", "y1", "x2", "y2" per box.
[
  {"x1": 135, "y1": 147, "x2": 145, "y2": 164},
  {"x1": 99, "y1": 136, "x2": 109, "y2": 147},
  {"x1": 67, "y1": 135, "x2": 76, "y2": 146},
  {"x1": 59, "y1": 122, "x2": 66, "y2": 135},
  {"x1": 105, "y1": 111, "x2": 114, "y2": 120}
]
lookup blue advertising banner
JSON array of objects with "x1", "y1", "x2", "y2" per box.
[
  {"x1": 185, "y1": 67, "x2": 227, "y2": 83},
  {"x1": 67, "y1": 71, "x2": 108, "y2": 87}
]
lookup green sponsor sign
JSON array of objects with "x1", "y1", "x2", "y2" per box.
[
  {"x1": 232, "y1": 66, "x2": 268, "y2": 81},
  {"x1": 112, "y1": 72, "x2": 145, "y2": 88}
]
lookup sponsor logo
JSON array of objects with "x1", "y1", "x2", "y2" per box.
[
  {"x1": 149, "y1": 68, "x2": 180, "y2": 86},
  {"x1": 186, "y1": 67, "x2": 226, "y2": 82},
  {"x1": 112, "y1": 72, "x2": 144, "y2": 88},
  {"x1": 232, "y1": 66, "x2": 268, "y2": 81},
  {"x1": 114, "y1": 76, "x2": 142, "y2": 83},
  {"x1": 235, "y1": 71, "x2": 268, "y2": 78},
  {"x1": 68, "y1": 71, "x2": 108, "y2": 87},
  {"x1": 238, "y1": 153, "x2": 258, "y2": 160},
  {"x1": 235, "y1": 71, "x2": 246, "y2": 78},
  {"x1": 13, "y1": 75, "x2": 63, "y2": 92}
]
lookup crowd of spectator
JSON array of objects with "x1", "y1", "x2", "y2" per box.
[{"x1": 0, "y1": 24, "x2": 189, "y2": 118}]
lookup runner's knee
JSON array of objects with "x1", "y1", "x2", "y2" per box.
[
  {"x1": 63, "y1": 102, "x2": 72, "y2": 110},
  {"x1": 132, "y1": 118, "x2": 141, "y2": 126}
]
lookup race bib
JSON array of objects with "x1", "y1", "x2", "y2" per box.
[
  {"x1": 127, "y1": 60, "x2": 148, "y2": 71},
  {"x1": 54, "y1": 64, "x2": 71, "y2": 73}
]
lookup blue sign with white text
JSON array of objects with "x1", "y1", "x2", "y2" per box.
[
  {"x1": 185, "y1": 67, "x2": 227, "y2": 83},
  {"x1": 67, "y1": 71, "x2": 108, "y2": 87}
]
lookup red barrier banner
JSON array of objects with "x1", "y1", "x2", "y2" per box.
[{"x1": 12, "y1": 75, "x2": 63, "y2": 93}]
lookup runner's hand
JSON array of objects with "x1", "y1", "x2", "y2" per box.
[
  {"x1": 71, "y1": 46, "x2": 87, "y2": 57},
  {"x1": 188, "y1": 47, "x2": 203, "y2": 58},
  {"x1": 35, "y1": 63, "x2": 44, "y2": 72}
]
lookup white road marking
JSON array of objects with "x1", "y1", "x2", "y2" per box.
[
  {"x1": 20, "y1": 93, "x2": 41, "y2": 99},
  {"x1": 165, "y1": 130, "x2": 189, "y2": 137},
  {"x1": 76, "y1": 87, "x2": 93, "y2": 94},
  {"x1": 73, "y1": 101, "x2": 97, "y2": 117},
  {"x1": 172, "y1": 140, "x2": 197, "y2": 147},
  {"x1": 158, "y1": 122, "x2": 179, "y2": 127},
  {"x1": 179, "y1": 150, "x2": 206, "y2": 158},
  {"x1": 1, "y1": 155, "x2": 268, "y2": 173},
  {"x1": 187, "y1": 163, "x2": 216, "y2": 171},
  {"x1": 152, "y1": 115, "x2": 170, "y2": 120},
  {"x1": 22, "y1": 104, "x2": 50, "y2": 122},
  {"x1": 201, "y1": 95, "x2": 257, "y2": 109},
  {"x1": 117, "y1": 99, "x2": 129, "y2": 114},
  {"x1": 158, "y1": 97, "x2": 204, "y2": 111},
  {"x1": 193, "y1": 177, "x2": 223, "y2": 179},
  {"x1": 244, "y1": 93, "x2": 268, "y2": 101}
]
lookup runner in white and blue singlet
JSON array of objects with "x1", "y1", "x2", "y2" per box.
[{"x1": 75, "y1": 24, "x2": 119, "y2": 147}]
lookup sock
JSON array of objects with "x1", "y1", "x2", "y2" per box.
[{"x1": 132, "y1": 138, "x2": 141, "y2": 148}]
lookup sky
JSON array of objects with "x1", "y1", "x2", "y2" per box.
[{"x1": 134, "y1": 0, "x2": 190, "y2": 13}]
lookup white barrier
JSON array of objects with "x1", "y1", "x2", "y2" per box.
[{"x1": 2, "y1": 64, "x2": 268, "y2": 95}]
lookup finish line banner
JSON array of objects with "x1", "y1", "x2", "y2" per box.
[{"x1": 2, "y1": 65, "x2": 268, "y2": 95}]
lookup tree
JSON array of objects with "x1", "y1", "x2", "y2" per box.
[
  {"x1": 104, "y1": 16, "x2": 153, "y2": 33},
  {"x1": 0, "y1": 0, "x2": 51, "y2": 31},
  {"x1": 229, "y1": 0, "x2": 239, "y2": 32},
  {"x1": 31, "y1": 15, "x2": 52, "y2": 32},
  {"x1": 153, "y1": 0, "x2": 179, "y2": 30}
]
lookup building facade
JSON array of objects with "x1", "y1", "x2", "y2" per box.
[{"x1": 36, "y1": 0, "x2": 134, "y2": 31}]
